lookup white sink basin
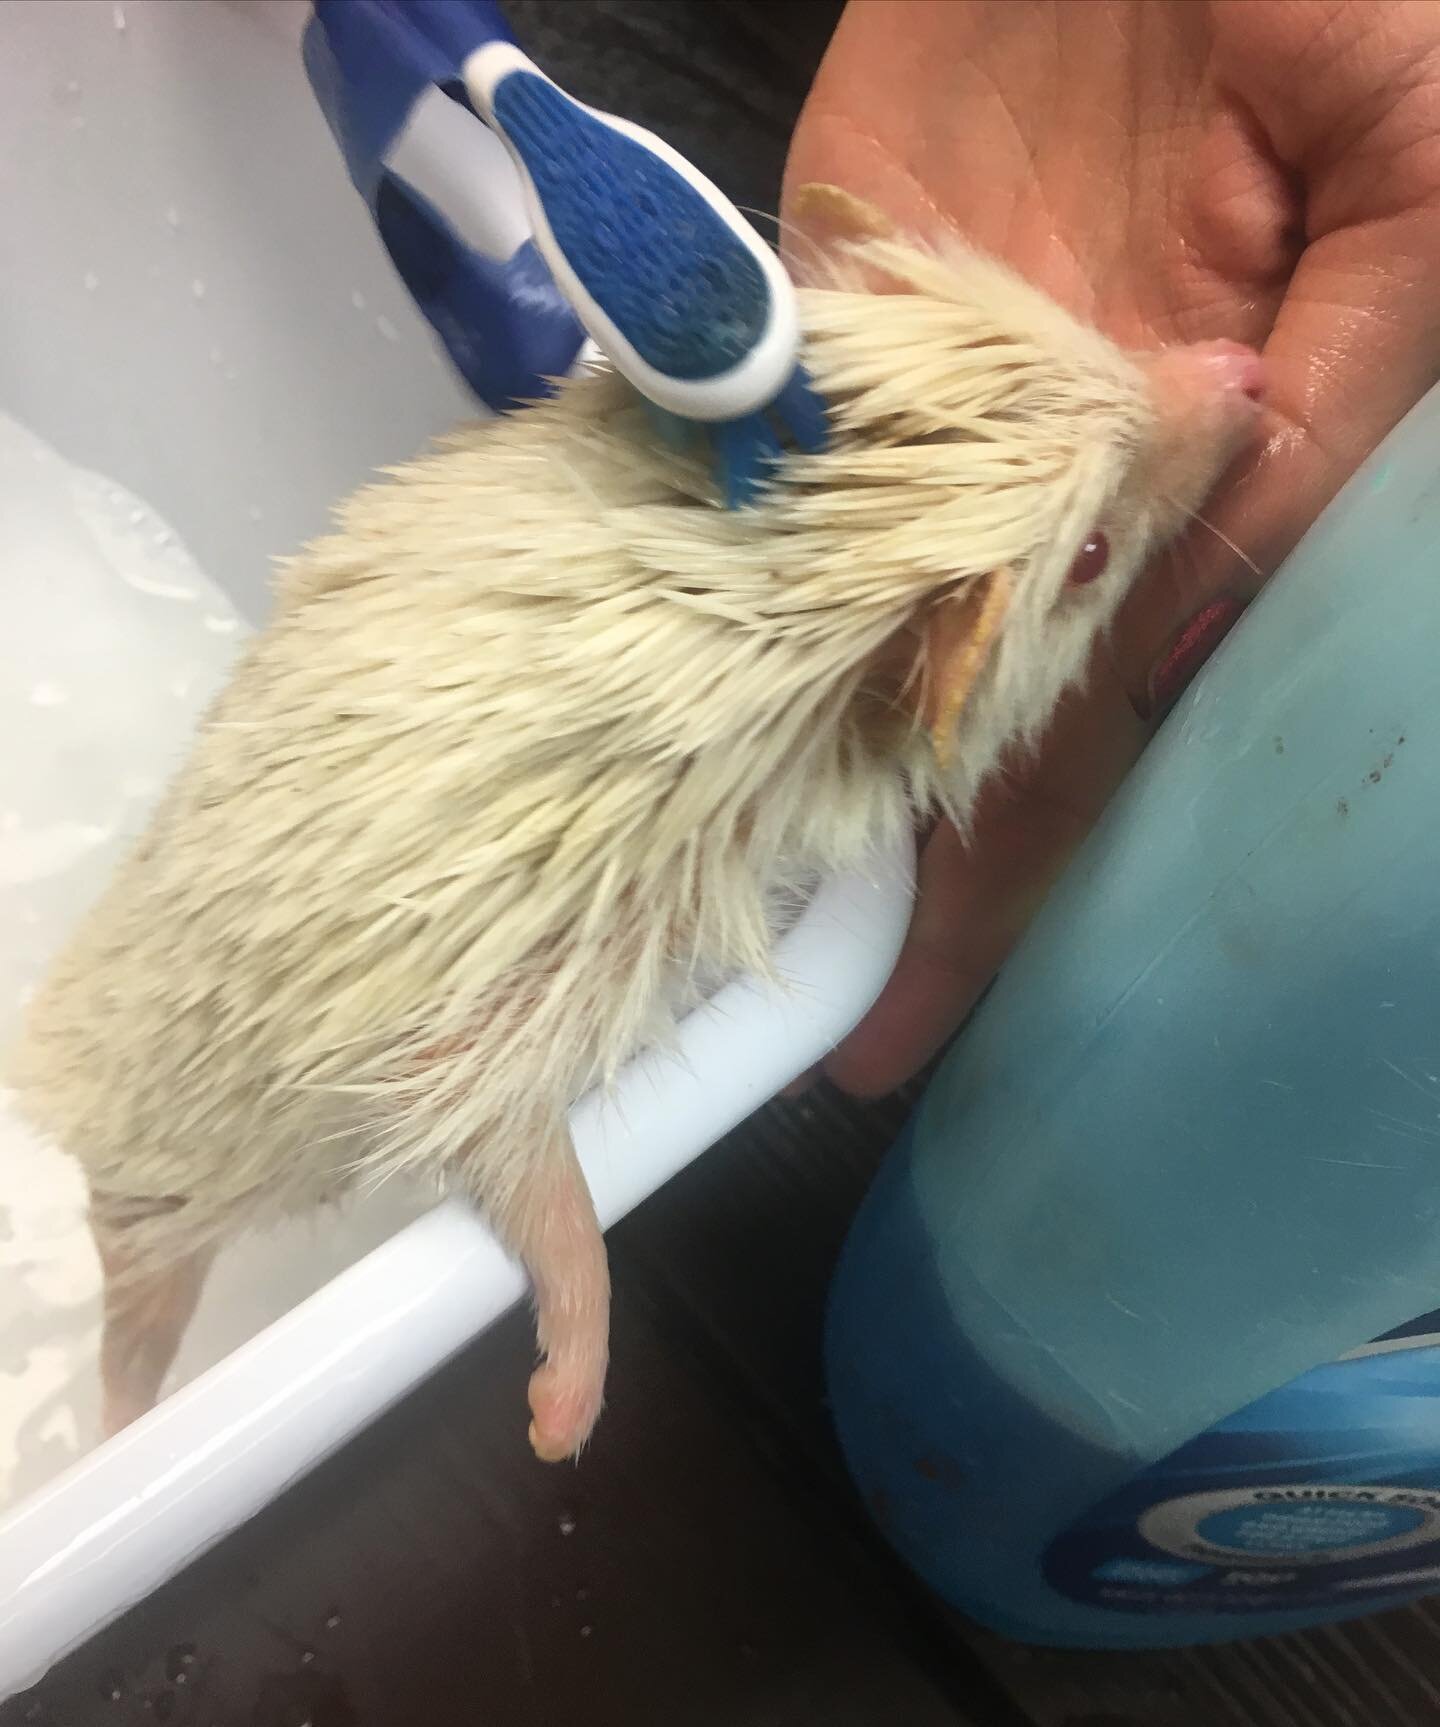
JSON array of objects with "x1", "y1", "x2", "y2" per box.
[{"x1": 0, "y1": 0, "x2": 913, "y2": 1694}]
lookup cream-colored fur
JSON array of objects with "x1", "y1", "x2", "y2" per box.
[{"x1": 6, "y1": 236, "x2": 1249, "y2": 1454}]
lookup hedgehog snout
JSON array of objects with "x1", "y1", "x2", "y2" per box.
[
  {"x1": 1138, "y1": 338, "x2": 1265, "y2": 529},
  {"x1": 1144, "y1": 339, "x2": 1265, "y2": 450}
]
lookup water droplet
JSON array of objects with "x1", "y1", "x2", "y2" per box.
[
  {"x1": 31, "y1": 682, "x2": 68, "y2": 708},
  {"x1": 324, "y1": 1611, "x2": 342, "y2": 1631},
  {"x1": 579, "y1": 1624, "x2": 593, "y2": 1638},
  {"x1": 153, "y1": 528, "x2": 173, "y2": 548},
  {"x1": 165, "y1": 205, "x2": 181, "y2": 231},
  {"x1": 171, "y1": 675, "x2": 194, "y2": 700},
  {"x1": 113, "y1": 1, "x2": 127, "y2": 27},
  {"x1": 350, "y1": 289, "x2": 366, "y2": 311},
  {"x1": 84, "y1": 270, "x2": 99, "y2": 292},
  {"x1": 72, "y1": 114, "x2": 87, "y2": 131},
  {"x1": 375, "y1": 315, "x2": 399, "y2": 342},
  {"x1": 64, "y1": 79, "x2": 81, "y2": 98},
  {"x1": 128, "y1": 507, "x2": 145, "y2": 524},
  {"x1": 164, "y1": 1644, "x2": 197, "y2": 1684},
  {"x1": 208, "y1": 346, "x2": 223, "y2": 366},
  {"x1": 558, "y1": 1512, "x2": 576, "y2": 1536},
  {"x1": 574, "y1": 1586, "x2": 589, "y2": 1602},
  {"x1": 299, "y1": 1646, "x2": 316, "y2": 1665},
  {"x1": 191, "y1": 278, "x2": 206, "y2": 301},
  {"x1": 99, "y1": 1668, "x2": 126, "y2": 1702},
  {"x1": 247, "y1": 503, "x2": 264, "y2": 523},
  {"x1": 203, "y1": 613, "x2": 239, "y2": 635},
  {"x1": 223, "y1": 364, "x2": 238, "y2": 382}
]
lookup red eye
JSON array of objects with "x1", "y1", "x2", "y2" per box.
[{"x1": 1068, "y1": 531, "x2": 1110, "y2": 586}]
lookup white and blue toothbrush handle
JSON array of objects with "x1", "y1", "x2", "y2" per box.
[{"x1": 307, "y1": 0, "x2": 824, "y2": 501}]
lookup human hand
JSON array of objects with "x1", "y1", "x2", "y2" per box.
[{"x1": 783, "y1": 0, "x2": 1440, "y2": 1096}]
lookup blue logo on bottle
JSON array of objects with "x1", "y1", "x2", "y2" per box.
[{"x1": 1046, "y1": 1311, "x2": 1440, "y2": 1615}]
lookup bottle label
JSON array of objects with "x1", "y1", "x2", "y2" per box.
[{"x1": 1044, "y1": 1309, "x2": 1440, "y2": 1615}]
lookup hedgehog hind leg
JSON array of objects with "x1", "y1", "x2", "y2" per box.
[
  {"x1": 478, "y1": 1127, "x2": 610, "y2": 1463},
  {"x1": 90, "y1": 1192, "x2": 215, "y2": 1438}
]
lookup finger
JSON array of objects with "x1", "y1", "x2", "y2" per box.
[
  {"x1": 1110, "y1": 537, "x2": 1255, "y2": 722},
  {"x1": 1198, "y1": 7, "x2": 1440, "y2": 597},
  {"x1": 826, "y1": 666, "x2": 1147, "y2": 1096},
  {"x1": 1109, "y1": 204, "x2": 1440, "y2": 717},
  {"x1": 1107, "y1": 197, "x2": 1440, "y2": 713},
  {"x1": 1216, "y1": 219, "x2": 1440, "y2": 573},
  {"x1": 824, "y1": 821, "x2": 1015, "y2": 1097}
]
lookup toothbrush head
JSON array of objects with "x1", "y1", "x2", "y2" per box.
[{"x1": 464, "y1": 42, "x2": 831, "y2": 505}]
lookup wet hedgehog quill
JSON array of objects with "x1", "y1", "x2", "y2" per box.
[{"x1": 7, "y1": 190, "x2": 1265, "y2": 1458}]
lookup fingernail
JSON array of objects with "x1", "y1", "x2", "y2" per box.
[{"x1": 1134, "y1": 595, "x2": 1247, "y2": 723}]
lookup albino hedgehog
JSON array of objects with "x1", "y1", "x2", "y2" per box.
[{"x1": 7, "y1": 193, "x2": 1264, "y2": 1460}]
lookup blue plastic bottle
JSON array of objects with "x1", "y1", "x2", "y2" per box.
[{"x1": 826, "y1": 382, "x2": 1440, "y2": 1648}]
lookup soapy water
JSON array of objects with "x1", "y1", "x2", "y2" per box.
[{"x1": 0, "y1": 412, "x2": 431, "y2": 1513}]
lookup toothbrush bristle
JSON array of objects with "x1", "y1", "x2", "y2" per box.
[
  {"x1": 712, "y1": 414, "x2": 785, "y2": 509},
  {"x1": 773, "y1": 364, "x2": 830, "y2": 456}
]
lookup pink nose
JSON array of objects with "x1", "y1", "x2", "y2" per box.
[{"x1": 1187, "y1": 338, "x2": 1266, "y2": 405}]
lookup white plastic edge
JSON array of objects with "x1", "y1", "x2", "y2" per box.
[
  {"x1": 384, "y1": 82, "x2": 533, "y2": 266},
  {"x1": 0, "y1": 825, "x2": 915, "y2": 1696},
  {"x1": 462, "y1": 41, "x2": 800, "y2": 423}
]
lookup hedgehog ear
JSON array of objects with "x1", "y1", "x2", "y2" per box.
[
  {"x1": 787, "y1": 183, "x2": 912, "y2": 292},
  {"x1": 790, "y1": 182, "x2": 896, "y2": 245},
  {"x1": 909, "y1": 569, "x2": 1013, "y2": 770}
]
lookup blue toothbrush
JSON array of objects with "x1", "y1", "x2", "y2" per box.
[
  {"x1": 460, "y1": 37, "x2": 829, "y2": 505},
  {"x1": 306, "y1": 0, "x2": 827, "y2": 506}
]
